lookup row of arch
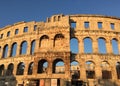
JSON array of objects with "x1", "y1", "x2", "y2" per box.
[
  {"x1": 2, "y1": 40, "x2": 35, "y2": 58},
  {"x1": 2, "y1": 33, "x2": 65, "y2": 58},
  {"x1": 70, "y1": 37, "x2": 120, "y2": 54},
  {"x1": 0, "y1": 58, "x2": 120, "y2": 80}
]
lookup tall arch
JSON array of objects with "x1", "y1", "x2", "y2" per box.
[
  {"x1": 16, "y1": 62, "x2": 25, "y2": 75},
  {"x1": 2, "y1": 44, "x2": 8, "y2": 58},
  {"x1": 28, "y1": 62, "x2": 34, "y2": 75},
  {"x1": 11, "y1": 42, "x2": 17, "y2": 57},
  {"x1": 37, "y1": 59, "x2": 48, "y2": 73},
  {"x1": 6, "y1": 63, "x2": 14, "y2": 76},
  {"x1": 30, "y1": 40, "x2": 35, "y2": 55},
  {"x1": 111, "y1": 38, "x2": 119, "y2": 54},
  {"x1": 98, "y1": 37, "x2": 107, "y2": 54},
  {"x1": 70, "y1": 60, "x2": 80, "y2": 79},
  {"x1": 40, "y1": 35, "x2": 49, "y2": 48},
  {"x1": 70, "y1": 38, "x2": 79, "y2": 53},
  {"x1": 0, "y1": 65, "x2": 4, "y2": 76},
  {"x1": 54, "y1": 34, "x2": 64, "y2": 47},
  {"x1": 101, "y1": 61, "x2": 112, "y2": 79},
  {"x1": 84, "y1": 37, "x2": 93, "y2": 53},
  {"x1": 20, "y1": 41, "x2": 27, "y2": 55},
  {"x1": 86, "y1": 61, "x2": 95, "y2": 79},
  {"x1": 116, "y1": 62, "x2": 120, "y2": 79},
  {"x1": 52, "y1": 58, "x2": 65, "y2": 73}
]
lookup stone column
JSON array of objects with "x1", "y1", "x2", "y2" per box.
[
  {"x1": 0, "y1": 47, "x2": 3, "y2": 58},
  {"x1": 8, "y1": 44, "x2": 12, "y2": 57},
  {"x1": 80, "y1": 61, "x2": 86, "y2": 80},
  {"x1": 106, "y1": 39, "x2": 112, "y2": 54},
  {"x1": 79, "y1": 39, "x2": 84, "y2": 54},
  {"x1": 65, "y1": 57, "x2": 70, "y2": 79},
  {"x1": 111, "y1": 63, "x2": 118, "y2": 80},
  {"x1": 13, "y1": 62, "x2": 18, "y2": 75},
  {"x1": 27, "y1": 40, "x2": 31, "y2": 55},
  {"x1": 34, "y1": 38, "x2": 39, "y2": 53},
  {"x1": 16, "y1": 43, "x2": 21, "y2": 56},
  {"x1": 95, "y1": 63, "x2": 102, "y2": 79},
  {"x1": 118, "y1": 41, "x2": 120, "y2": 54},
  {"x1": 93, "y1": 38, "x2": 98, "y2": 54},
  {"x1": 33, "y1": 59, "x2": 38, "y2": 75},
  {"x1": 47, "y1": 59, "x2": 52, "y2": 78},
  {"x1": 24, "y1": 61, "x2": 28, "y2": 76}
]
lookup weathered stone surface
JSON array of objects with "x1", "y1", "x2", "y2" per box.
[{"x1": 0, "y1": 14, "x2": 120, "y2": 86}]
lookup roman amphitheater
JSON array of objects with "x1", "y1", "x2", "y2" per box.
[{"x1": 0, "y1": 14, "x2": 120, "y2": 86}]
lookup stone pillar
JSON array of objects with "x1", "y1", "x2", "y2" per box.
[
  {"x1": 47, "y1": 60, "x2": 52, "y2": 77},
  {"x1": 13, "y1": 62, "x2": 18, "y2": 75},
  {"x1": 93, "y1": 39, "x2": 98, "y2": 53},
  {"x1": 34, "y1": 38, "x2": 39, "y2": 52},
  {"x1": 79, "y1": 39, "x2": 84, "y2": 54},
  {"x1": 16, "y1": 43, "x2": 20, "y2": 56},
  {"x1": 27, "y1": 40, "x2": 31, "y2": 55},
  {"x1": 111, "y1": 63, "x2": 117, "y2": 80},
  {"x1": 24, "y1": 61, "x2": 28, "y2": 76},
  {"x1": 33, "y1": 59, "x2": 38, "y2": 75},
  {"x1": 95, "y1": 63, "x2": 102, "y2": 79},
  {"x1": 106, "y1": 39, "x2": 112, "y2": 54},
  {"x1": 65, "y1": 56, "x2": 71, "y2": 79},
  {"x1": 80, "y1": 61, "x2": 86, "y2": 80},
  {"x1": 8, "y1": 44, "x2": 12, "y2": 57},
  {"x1": 0, "y1": 47, "x2": 3, "y2": 58},
  {"x1": 118, "y1": 41, "x2": 120, "y2": 54}
]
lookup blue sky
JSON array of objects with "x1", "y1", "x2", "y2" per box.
[{"x1": 0, "y1": 0, "x2": 120, "y2": 28}]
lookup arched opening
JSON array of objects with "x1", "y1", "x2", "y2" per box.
[
  {"x1": 98, "y1": 38, "x2": 107, "y2": 54},
  {"x1": 54, "y1": 34, "x2": 64, "y2": 47},
  {"x1": 2, "y1": 44, "x2": 8, "y2": 58},
  {"x1": 101, "y1": 61, "x2": 112, "y2": 79},
  {"x1": 111, "y1": 39, "x2": 119, "y2": 54},
  {"x1": 0, "y1": 65, "x2": 4, "y2": 76},
  {"x1": 40, "y1": 35, "x2": 49, "y2": 48},
  {"x1": 28, "y1": 62, "x2": 34, "y2": 75},
  {"x1": 6, "y1": 63, "x2": 14, "y2": 76},
  {"x1": 30, "y1": 40, "x2": 35, "y2": 55},
  {"x1": 52, "y1": 58, "x2": 65, "y2": 74},
  {"x1": 11, "y1": 43, "x2": 17, "y2": 57},
  {"x1": 70, "y1": 61, "x2": 80, "y2": 79},
  {"x1": 20, "y1": 41, "x2": 27, "y2": 55},
  {"x1": 37, "y1": 59, "x2": 48, "y2": 74},
  {"x1": 16, "y1": 62, "x2": 25, "y2": 75},
  {"x1": 86, "y1": 61, "x2": 95, "y2": 79},
  {"x1": 84, "y1": 37, "x2": 93, "y2": 53},
  {"x1": 116, "y1": 62, "x2": 120, "y2": 79},
  {"x1": 70, "y1": 38, "x2": 79, "y2": 54}
]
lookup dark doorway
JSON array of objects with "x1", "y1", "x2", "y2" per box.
[
  {"x1": 71, "y1": 80, "x2": 84, "y2": 86},
  {"x1": 57, "y1": 79, "x2": 60, "y2": 86}
]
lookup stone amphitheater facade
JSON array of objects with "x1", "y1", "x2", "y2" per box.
[{"x1": 0, "y1": 14, "x2": 120, "y2": 86}]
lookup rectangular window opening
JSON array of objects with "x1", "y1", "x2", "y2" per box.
[
  {"x1": 70, "y1": 22, "x2": 76, "y2": 29},
  {"x1": 0, "y1": 34, "x2": 3, "y2": 39},
  {"x1": 15, "y1": 29, "x2": 19, "y2": 35},
  {"x1": 84, "y1": 22, "x2": 89, "y2": 28},
  {"x1": 7, "y1": 31, "x2": 10, "y2": 37},
  {"x1": 111, "y1": 23, "x2": 114, "y2": 30},
  {"x1": 34, "y1": 25, "x2": 37, "y2": 31},
  {"x1": 98, "y1": 22, "x2": 102, "y2": 29},
  {"x1": 24, "y1": 27, "x2": 28, "y2": 32}
]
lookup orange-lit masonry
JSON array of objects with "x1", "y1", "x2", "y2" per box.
[{"x1": 0, "y1": 14, "x2": 120, "y2": 86}]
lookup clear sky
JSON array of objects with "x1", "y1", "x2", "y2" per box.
[{"x1": 0, "y1": 0, "x2": 120, "y2": 28}]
